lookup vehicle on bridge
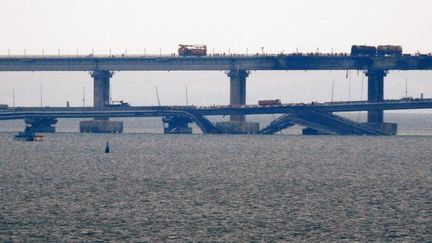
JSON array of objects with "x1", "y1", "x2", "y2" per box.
[
  {"x1": 258, "y1": 99, "x2": 281, "y2": 106},
  {"x1": 109, "y1": 100, "x2": 130, "y2": 107},
  {"x1": 350, "y1": 45, "x2": 403, "y2": 57},
  {"x1": 350, "y1": 45, "x2": 377, "y2": 57},
  {"x1": 178, "y1": 44, "x2": 207, "y2": 57},
  {"x1": 377, "y1": 45, "x2": 403, "y2": 56},
  {"x1": 400, "y1": 96, "x2": 414, "y2": 101}
]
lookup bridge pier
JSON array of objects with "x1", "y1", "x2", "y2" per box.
[
  {"x1": 80, "y1": 120, "x2": 123, "y2": 133},
  {"x1": 92, "y1": 70, "x2": 112, "y2": 110},
  {"x1": 302, "y1": 128, "x2": 329, "y2": 135},
  {"x1": 364, "y1": 70, "x2": 397, "y2": 135},
  {"x1": 229, "y1": 69, "x2": 248, "y2": 121},
  {"x1": 162, "y1": 116, "x2": 193, "y2": 134},
  {"x1": 216, "y1": 69, "x2": 259, "y2": 134},
  {"x1": 24, "y1": 117, "x2": 57, "y2": 133},
  {"x1": 366, "y1": 70, "x2": 386, "y2": 123},
  {"x1": 79, "y1": 70, "x2": 123, "y2": 133}
]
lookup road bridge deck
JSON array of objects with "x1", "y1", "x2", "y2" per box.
[
  {"x1": 2, "y1": 99, "x2": 432, "y2": 120},
  {"x1": 1, "y1": 54, "x2": 432, "y2": 71}
]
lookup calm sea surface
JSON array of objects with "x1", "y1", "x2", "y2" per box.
[{"x1": 1, "y1": 114, "x2": 432, "y2": 241}]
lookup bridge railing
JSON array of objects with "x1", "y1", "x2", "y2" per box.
[
  {"x1": 1, "y1": 50, "x2": 431, "y2": 59},
  {"x1": 0, "y1": 52, "x2": 362, "y2": 59}
]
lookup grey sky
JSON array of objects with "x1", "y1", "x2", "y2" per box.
[
  {"x1": 1, "y1": 1, "x2": 432, "y2": 108},
  {"x1": 1, "y1": 0, "x2": 432, "y2": 55}
]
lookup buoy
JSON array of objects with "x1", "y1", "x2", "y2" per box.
[{"x1": 105, "y1": 141, "x2": 110, "y2": 153}]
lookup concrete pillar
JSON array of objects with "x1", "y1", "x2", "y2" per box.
[
  {"x1": 80, "y1": 70, "x2": 123, "y2": 133},
  {"x1": 366, "y1": 70, "x2": 386, "y2": 123},
  {"x1": 91, "y1": 70, "x2": 112, "y2": 109},
  {"x1": 24, "y1": 117, "x2": 58, "y2": 133},
  {"x1": 162, "y1": 116, "x2": 193, "y2": 134},
  {"x1": 216, "y1": 70, "x2": 259, "y2": 134},
  {"x1": 228, "y1": 69, "x2": 249, "y2": 121}
]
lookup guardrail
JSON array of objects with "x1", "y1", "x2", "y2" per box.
[
  {"x1": 1, "y1": 52, "x2": 431, "y2": 59},
  {"x1": 0, "y1": 52, "x2": 402, "y2": 59}
]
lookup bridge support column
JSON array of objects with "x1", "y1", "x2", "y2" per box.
[
  {"x1": 366, "y1": 70, "x2": 386, "y2": 123},
  {"x1": 80, "y1": 120, "x2": 123, "y2": 133},
  {"x1": 363, "y1": 70, "x2": 397, "y2": 135},
  {"x1": 92, "y1": 70, "x2": 112, "y2": 110},
  {"x1": 79, "y1": 70, "x2": 123, "y2": 133},
  {"x1": 229, "y1": 69, "x2": 248, "y2": 121},
  {"x1": 302, "y1": 128, "x2": 329, "y2": 135},
  {"x1": 25, "y1": 117, "x2": 57, "y2": 133},
  {"x1": 162, "y1": 116, "x2": 193, "y2": 134},
  {"x1": 215, "y1": 70, "x2": 259, "y2": 134}
]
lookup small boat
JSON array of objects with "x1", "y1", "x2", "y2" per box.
[{"x1": 14, "y1": 127, "x2": 43, "y2": 142}]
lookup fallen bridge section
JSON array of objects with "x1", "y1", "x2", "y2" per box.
[
  {"x1": 259, "y1": 110, "x2": 393, "y2": 135},
  {"x1": 183, "y1": 109, "x2": 219, "y2": 134},
  {"x1": 1, "y1": 99, "x2": 432, "y2": 135},
  {"x1": 258, "y1": 116, "x2": 295, "y2": 135}
]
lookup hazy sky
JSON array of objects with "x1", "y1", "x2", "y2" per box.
[
  {"x1": 1, "y1": 0, "x2": 432, "y2": 55},
  {"x1": 0, "y1": 0, "x2": 432, "y2": 108}
]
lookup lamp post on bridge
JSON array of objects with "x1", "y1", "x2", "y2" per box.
[
  {"x1": 185, "y1": 84, "x2": 189, "y2": 106},
  {"x1": 12, "y1": 86, "x2": 15, "y2": 107},
  {"x1": 153, "y1": 86, "x2": 161, "y2": 106},
  {"x1": 40, "y1": 85, "x2": 43, "y2": 108},
  {"x1": 83, "y1": 86, "x2": 86, "y2": 107}
]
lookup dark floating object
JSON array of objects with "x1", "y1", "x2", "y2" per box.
[
  {"x1": 14, "y1": 126, "x2": 43, "y2": 142},
  {"x1": 105, "y1": 141, "x2": 110, "y2": 153}
]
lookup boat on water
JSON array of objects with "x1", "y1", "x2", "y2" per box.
[{"x1": 14, "y1": 127, "x2": 43, "y2": 142}]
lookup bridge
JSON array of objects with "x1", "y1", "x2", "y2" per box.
[
  {"x1": 2, "y1": 99, "x2": 432, "y2": 135},
  {"x1": 1, "y1": 54, "x2": 432, "y2": 71},
  {"x1": 1, "y1": 50, "x2": 432, "y2": 135}
]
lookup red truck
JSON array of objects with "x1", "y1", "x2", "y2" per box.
[{"x1": 178, "y1": 44, "x2": 207, "y2": 57}]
